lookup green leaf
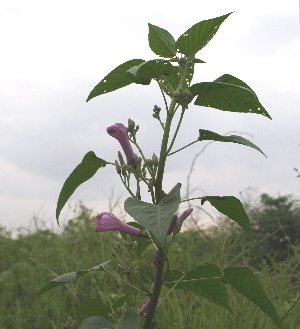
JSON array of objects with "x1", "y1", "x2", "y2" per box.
[
  {"x1": 126, "y1": 59, "x2": 174, "y2": 85},
  {"x1": 124, "y1": 183, "x2": 181, "y2": 244},
  {"x1": 86, "y1": 59, "x2": 145, "y2": 101},
  {"x1": 201, "y1": 196, "x2": 253, "y2": 239},
  {"x1": 214, "y1": 74, "x2": 257, "y2": 94},
  {"x1": 81, "y1": 316, "x2": 116, "y2": 329},
  {"x1": 56, "y1": 151, "x2": 106, "y2": 224},
  {"x1": 223, "y1": 267, "x2": 283, "y2": 329},
  {"x1": 148, "y1": 23, "x2": 176, "y2": 58},
  {"x1": 176, "y1": 13, "x2": 232, "y2": 56},
  {"x1": 165, "y1": 263, "x2": 230, "y2": 310},
  {"x1": 77, "y1": 298, "x2": 111, "y2": 325},
  {"x1": 198, "y1": 129, "x2": 266, "y2": 156},
  {"x1": 190, "y1": 80, "x2": 271, "y2": 119},
  {"x1": 118, "y1": 307, "x2": 140, "y2": 329},
  {"x1": 158, "y1": 62, "x2": 194, "y2": 97},
  {"x1": 33, "y1": 262, "x2": 110, "y2": 301},
  {"x1": 120, "y1": 222, "x2": 151, "y2": 258}
]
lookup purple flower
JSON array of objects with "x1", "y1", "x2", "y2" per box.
[
  {"x1": 95, "y1": 212, "x2": 144, "y2": 237},
  {"x1": 167, "y1": 208, "x2": 193, "y2": 235},
  {"x1": 177, "y1": 207, "x2": 193, "y2": 225},
  {"x1": 107, "y1": 123, "x2": 135, "y2": 163},
  {"x1": 139, "y1": 297, "x2": 151, "y2": 315}
]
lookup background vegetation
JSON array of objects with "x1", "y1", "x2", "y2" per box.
[{"x1": 1, "y1": 193, "x2": 300, "y2": 329}]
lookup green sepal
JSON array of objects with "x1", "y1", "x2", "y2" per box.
[
  {"x1": 124, "y1": 183, "x2": 181, "y2": 245},
  {"x1": 165, "y1": 263, "x2": 230, "y2": 311},
  {"x1": 198, "y1": 129, "x2": 266, "y2": 156},
  {"x1": 33, "y1": 261, "x2": 110, "y2": 301},
  {"x1": 56, "y1": 151, "x2": 107, "y2": 224},
  {"x1": 148, "y1": 23, "x2": 176, "y2": 58},
  {"x1": 126, "y1": 59, "x2": 174, "y2": 85},
  {"x1": 86, "y1": 59, "x2": 145, "y2": 101},
  {"x1": 176, "y1": 13, "x2": 232, "y2": 56},
  {"x1": 190, "y1": 77, "x2": 271, "y2": 119},
  {"x1": 223, "y1": 267, "x2": 283, "y2": 328},
  {"x1": 201, "y1": 196, "x2": 253, "y2": 239}
]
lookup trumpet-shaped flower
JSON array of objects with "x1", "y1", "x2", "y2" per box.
[
  {"x1": 139, "y1": 297, "x2": 151, "y2": 315},
  {"x1": 95, "y1": 212, "x2": 144, "y2": 237},
  {"x1": 107, "y1": 123, "x2": 135, "y2": 163}
]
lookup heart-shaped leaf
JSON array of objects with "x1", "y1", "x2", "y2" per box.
[
  {"x1": 124, "y1": 183, "x2": 181, "y2": 244},
  {"x1": 201, "y1": 196, "x2": 253, "y2": 239},
  {"x1": 198, "y1": 129, "x2": 266, "y2": 156},
  {"x1": 118, "y1": 307, "x2": 141, "y2": 329},
  {"x1": 176, "y1": 13, "x2": 232, "y2": 56},
  {"x1": 223, "y1": 267, "x2": 283, "y2": 328},
  {"x1": 56, "y1": 151, "x2": 107, "y2": 223},
  {"x1": 86, "y1": 59, "x2": 145, "y2": 101}
]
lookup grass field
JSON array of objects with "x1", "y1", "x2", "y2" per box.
[{"x1": 1, "y1": 207, "x2": 299, "y2": 329}]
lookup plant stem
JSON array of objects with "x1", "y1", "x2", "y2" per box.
[{"x1": 143, "y1": 247, "x2": 165, "y2": 329}]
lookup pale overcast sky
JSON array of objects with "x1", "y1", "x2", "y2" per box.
[{"x1": 1, "y1": 0, "x2": 299, "y2": 231}]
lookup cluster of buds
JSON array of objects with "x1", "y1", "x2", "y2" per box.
[
  {"x1": 152, "y1": 105, "x2": 161, "y2": 119},
  {"x1": 127, "y1": 118, "x2": 139, "y2": 136},
  {"x1": 172, "y1": 88, "x2": 194, "y2": 108}
]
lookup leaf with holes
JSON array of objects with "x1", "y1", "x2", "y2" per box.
[
  {"x1": 148, "y1": 23, "x2": 176, "y2": 58},
  {"x1": 33, "y1": 262, "x2": 110, "y2": 301},
  {"x1": 56, "y1": 152, "x2": 107, "y2": 224},
  {"x1": 198, "y1": 129, "x2": 266, "y2": 156},
  {"x1": 86, "y1": 59, "x2": 145, "y2": 101},
  {"x1": 190, "y1": 80, "x2": 271, "y2": 119},
  {"x1": 158, "y1": 62, "x2": 194, "y2": 97},
  {"x1": 126, "y1": 59, "x2": 174, "y2": 85},
  {"x1": 176, "y1": 13, "x2": 232, "y2": 56},
  {"x1": 201, "y1": 196, "x2": 253, "y2": 239},
  {"x1": 165, "y1": 263, "x2": 230, "y2": 310},
  {"x1": 124, "y1": 183, "x2": 181, "y2": 244},
  {"x1": 223, "y1": 267, "x2": 283, "y2": 329}
]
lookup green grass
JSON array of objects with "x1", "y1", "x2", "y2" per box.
[{"x1": 0, "y1": 210, "x2": 299, "y2": 329}]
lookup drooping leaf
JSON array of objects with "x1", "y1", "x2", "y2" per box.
[
  {"x1": 165, "y1": 263, "x2": 230, "y2": 310},
  {"x1": 201, "y1": 196, "x2": 253, "y2": 239},
  {"x1": 118, "y1": 307, "x2": 141, "y2": 329},
  {"x1": 124, "y1": 183, "x2": 181, "y2": 244},
  {"x1": 126, "y1": 59, "x2": 174, "y2": 85},
  {"x1": 81, "y1": 316, "x2": 116, "y2": 329},
  {"x1": 86, "y1": 59, "x2": 145, "y2": 101},
  {"x1": 120, "y1": 222, "x2": 151, "y2": 258},
  {"x1": 176, "y1": 13, "x2": 232, "y2": 56},
  {"x1": 223, "y1": 267, "x2": 283, "y2": 329},
  {"x1": 148, "y1": 23, "x2": 176, "y2": 58},
  {"x1": 33, "y1": 262, "x2": 110, "y2": 301},
  {"x1": 77, "y1": 298, "x2": 111, "y2": 325},
  {"x1": 56, "y1": 151, "x2": 107, "y2": 224},
  {"x1": 198, "y1": 129, "x2": 266, "y2": 156},
  {"x1": 190, "y1": 81, "x2": 271, "y2": 119}
]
